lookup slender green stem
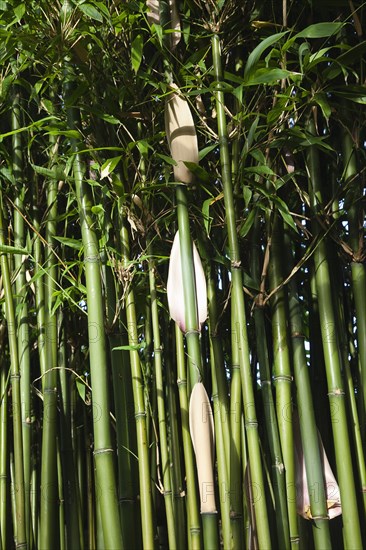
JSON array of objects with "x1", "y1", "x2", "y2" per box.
[
  {"x1": 250, "y1": 215, "x2": 290, "y2": 550},
  {"x1": 284, "y1": 230, "x2": 332, "y2": 549},
  {"x1": 120, "y1": 217, "x2": 155, "y2": 549},
  {"x1": 212, "y1": 33, "x2": 271, "y2": 550},
  {"x1": 148, "y1": 243, "x2": 177, "y2": 548},
  {"x1": 268, "y1": 215, "x2": 298, "y2": 548},
  {"x1": 307, "y1": 116, "x2": 362, "y2": 549},
  {"x1": 65, "y1": 77, "x2": 123, "y2": 549},
  {"x1": 175, "y1": 324, "x2": 201, "y2": 549},
  {"x1": 0, "y1": 196, "x2": 26, "y2": 549}
]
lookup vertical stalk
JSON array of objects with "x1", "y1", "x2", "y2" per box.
[
  {"x1": 39, "y1": 124, "x2": 59, "y2": 550},
  {"x1": 175, "y1": 325, "x2": 201, "y2": 549},
  {"x1": 12, "y1": 90, "x2": 31, "y2": 549},
  {"x1": 212, "y1": 33, "x2": 271, "y2": 549},
  {"x1": 342, "y1": 127, "x2": 366, "y2": 441},
  {"x1": 285, "y1": 230, "x2": 332, "y2": 549},
  {"x1": 268, "y1": 215, "x2": 298, "y2": 548},
  {"x1": 64, "y1": 78, "x2": 123, "y2": 548},
  {"x1": 250, "y1": 215, "x2": 290, "y2": 550},
  {"x1": 0, "y1": 196, "x2": 26, "y2": 548},
  {"x1": 306, "y1": 116, "x2": 362, "y2": 549},
  {"x1": 148, "y1": 243, "x2": 176, "y2": 548},
  {"x1": 119, "y1": 217, "x2": 155, "y2": 549}
]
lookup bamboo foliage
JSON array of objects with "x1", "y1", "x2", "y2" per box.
[{"x1": 0, "y1": 2, "x2": 364, "y2": 549}]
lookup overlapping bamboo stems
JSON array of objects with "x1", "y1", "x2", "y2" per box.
[
  {"x1": 211, "y1": 33, "x2": 271, "y2": 549},
  {"x1": 332, "y1": 265, "x2": 366, "y2": 517},
  {"x1": 58, "y1": 313, "x2": 82, "y2": 549},
  {"x1": 39, "y1": 122, "x2": 60, "y2": 550},
  {"x1": 306, "y1": 116, "x2": 362, "y2": 549},
  {"x1": 101, "y1": 238, "x2": 138, "y2": 548},
  {"x1": 64, "y1": 78, "x2": 123, "y2": 549},
  {"x1": 205, "y1": 263, "x2": 231, "y2": 550},
  {"x1": 147, "y1": 245, "x2": 177, "y2": 548},
  {"x1": 250, "y1": 215, "x2": 290, "y2": 550},
  {"x1": 175, "y1": 186, "x2": 219, "y2": 550},
  {"x1": 0, "y1": 327, "x2": 8, "y2": 550},
  {"x1": 284, "y1": 230, "x2": 332, "y2": 548},
  {"x1": 164, "y1": 340, "x2": 186, "y2": 548},
  {"x1": 119, "y1": 217, "x2": 155, "y2": 549},
  {"x1": 268, "y1": 214, "x2": 298, "y2": 547},
  {"x1": 0, "y1": 196, "x2": 26, "y2": 548},
  {"x1": 174, "y1": 324, "x2": 201, "y2": 549},
  {"x1": 341, "y1": 127, "x2": 366, "y2": 439},
  {"x1": 11, "y1": 90, "x2": 32, "y2": 549},
  {"x1": 229, "y1": 301, "x2": 244, "y2": 549}
]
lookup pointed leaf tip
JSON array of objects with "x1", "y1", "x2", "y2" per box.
[{"x1": 167, "y1": 231, "x2": 207, "y2": 332}]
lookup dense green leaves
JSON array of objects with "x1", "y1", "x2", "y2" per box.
[{"x1": 0, "y1": 1, "x2": 364, "y2": 549}]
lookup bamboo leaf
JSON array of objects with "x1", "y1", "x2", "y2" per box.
[
  {"x1": 78, "y1": 3, "x2": 103, "y2": 22},
  {"x1": 131, "y1": 34, "x2": 143, "y2": 74},
  {"x1": 294, "y1": 22, "x2": 344, "y2": 39},
  {"x1": 100, "y1": 156, "x2": 122, "y2": 179},
  {"x1": 244, "y1": 31, "x2": 289, "y2": 78}
]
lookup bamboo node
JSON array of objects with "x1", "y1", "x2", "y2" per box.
[
  {"x1": 177, "y1": 378, "x2": 187, "y2": 387},
  {"x1": 231, "y1": 259, "x2": 241, "y2": 268},
  {"x1": 361, "y1": 486, "x2": 366, "y2": 493},
  {"x1": 291, "y1": 331, "x2": 305, "y2": 339},
  {"x1": 273, "y1": 374, "x2": 293, "y2": 383},
  {"x1": 93, "y1": 447, "x2": 114, "y2": 456},
  {"x1": 185, "y1": 328, "x2": 200, "y2": 336},
  {"x1": 134, "y1": 411, "x2": 147, "y2": 420},
  {"x1": 327, "y1": 388, "x2": 345, "y2": 396}
]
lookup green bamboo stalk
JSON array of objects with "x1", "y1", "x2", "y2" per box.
[
  {"x1": 148, "y1": 244, "x2": 177, "y2": 548},
  {"x1": 175, "y1": 187, "x2": 203, "y2": 389},
  {"x1": 175, "y1": 324, "x2": 201, "y2": 549},
  {"x1": 268, "y1": 215, "x2": 298, "y2": 548},
  {"x1": 212, "y1": 33, "x2": 271, "y2": 549},
  {"x1": 64, "y1": 78, "x2": 123, "y2": 549},
  {"x1": 250, "y1": 215, "x2": 290, "y2": 550},
  {"x1": 165, "y1": 336, "x2": 186, "y2": 549},
  {"x1": 306, "y1": 116, "x2": 362, "y2": 549},
  {"x1": 11, "y1": 90, "x2": 32, "y2": 549},
  {"x1": 284, "y1": 230, "x2": 332, "y2": 548},
  {"x1": 206, "y1": 269, "x2": 232, "y2": 550},
  {"x1": 0, "y1": 338, "x2": 8, "y2": 550},
  {"x1": 39, "y1": 121, "x2": 59, "y2": 550},
  {"x1": 341, "y1": 127, "x2": 366, "y2": 442},
  {"x1": 58, "y1": 313, "x2": 82, "y2": 549},
  {"x1": 229, "y1": 303, "x2": 244, "y2": 550},
  {"x1": 0, "y1": 196, "x2": 26, "y2": 549},
  {"x1": 175, "y1": 187, "x2": 219, "y2": 549},
  {"x1": 119, "y1": 216, "x2": 155, "y2": 549}
]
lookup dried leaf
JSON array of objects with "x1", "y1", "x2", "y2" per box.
[
  {"x1": 294, "y1": 414, "x2": 342, "y2": 520},
  {"x1": 189, "y1": 382, "x2": 216, "y2": 513},
  {"x1": 167, "y1": 230, "x2": 207, "y2": 332},
  {"x1": 169, "y1": 0, "x2": 181, "y2": 50},
  {"x1": 165, "y1": 86, "x2": 199, "y2": 184},
  {"x1": 146, "y1": 0, "x2": 159, "y2": 25}
]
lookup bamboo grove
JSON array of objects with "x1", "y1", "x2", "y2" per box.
[{"x1": 0, "y1": 1, "x2": 365, "y2": 549}]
